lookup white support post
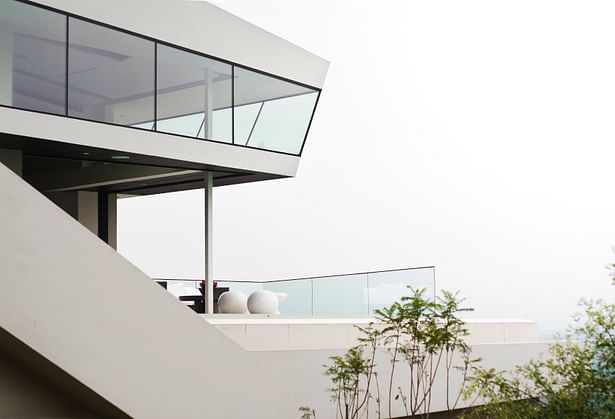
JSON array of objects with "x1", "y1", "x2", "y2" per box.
[
  {"x1": 203, "y1": 69, "x2": 214, "y2": 139},
  {"x1": 204, "y1": 172, "x2": 214, "y2": 314}
]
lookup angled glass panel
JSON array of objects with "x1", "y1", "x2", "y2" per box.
[
  {"x1": 157, "y1": 44, "x2": 232, "y2": 143},
  {"x1": 0, "y1": 0, "x2": 66, "y2": 115},
  {"x1": 233, "y1": 67, "x2": 318, "y2": 154},
  {"x1": 67, "y1": 18, "x2": 154, "y2": 126}
]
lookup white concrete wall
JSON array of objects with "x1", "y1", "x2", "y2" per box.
[
  {"x1": 32, "y1": 0, "x2": 329, "y2": 89},
  {"x1": 0, "y1": 163, "x2": 546, "y2": 418},
  {"x1": 0, "y1": 341, "x2": 121, "y2": 418},
  {"x1": 0, "y1": 162, "x2": 245, "y2": 419}
]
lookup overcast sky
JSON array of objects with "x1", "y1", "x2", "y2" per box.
[{"x1": 118, "y1": 0, "x2": 615, "y2": 336}]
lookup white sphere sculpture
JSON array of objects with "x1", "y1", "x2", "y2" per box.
[
  {"x1": 247, "y1": 290, "x2": 283, "y2": 314},
  {"x1": 217, "y1": 291, "x2": 248, "y2": 314}
]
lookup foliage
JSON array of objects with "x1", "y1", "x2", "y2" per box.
[
  {"x1": 324, "y1": 346, "x2": 374, "y2": 419},
  {"x1": 462, "y1": 298, "x2": 615, "y2": 419},
  {"x1": 315, "y1": 287, "x2": 476, "y2": 419},
  {"x1": 606, "y1": 247, "x2": 615, "y2": 285},
  {"x1": 298, "y1": 406, "x2": 316, "y2": 419}
]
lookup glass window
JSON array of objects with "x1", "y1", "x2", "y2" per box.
[
  {"x1": 67, "y1": 18, "x2": 154, "y2": 126},
  {"x1": 0, "y1": 2, "x2": 321, "y2": 154},
  {"x1": 157, "y1": 44, "x2": 232, "y2": 143},
  {"x1": 233, "y1": 67, "x2": 318, "y2": 154},
  {"x1": 0, "y1": 0, "x2": 66, "y2": 115}
]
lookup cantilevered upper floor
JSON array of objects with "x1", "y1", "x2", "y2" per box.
[{"x1": 0, "y1": 0, "x2": 329, "y2": 192}]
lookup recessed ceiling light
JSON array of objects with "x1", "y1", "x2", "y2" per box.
[
  {"x1": 111, "y1": 155, "x2": 130, "y2": 160},
  {"x1": 82, "y1": 152, "x2": 90, "y2": 156}
]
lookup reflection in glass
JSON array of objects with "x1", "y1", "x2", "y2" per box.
[
  {"x1": 157, "y1": 44, "x2": 232, "y2": 142},
  {"x1": 67, "y1": 18, "x2": 154, "y2": 125},
  {"x1": 234, "y1": 67, "x2": 318, "y2": 154},
  {"x1": 0, "y1": 0, "x2": 66, "y2": 114}
]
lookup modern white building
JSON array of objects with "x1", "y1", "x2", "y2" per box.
[{"x1": 0, "y1": 1, "x2": 545, "y2": 418}]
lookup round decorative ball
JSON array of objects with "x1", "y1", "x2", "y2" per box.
[
  {"x1": 217, "y1": 291, "x2": 248, "y2": 314},
  {"x1": 247, "y1": 290, "x2": 280, "y2": 314}
]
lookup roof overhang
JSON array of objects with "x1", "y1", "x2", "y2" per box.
[{"x1": 0, "y1": 106, "x2": 300, "y2": 192}]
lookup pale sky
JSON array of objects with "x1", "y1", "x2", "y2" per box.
[{"x1": 118, "y1": 0, "x2": 615, "y2": 337}]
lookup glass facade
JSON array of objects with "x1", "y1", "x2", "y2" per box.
[
  {"x1": 0, "y1": 0, "x2": 66, "y2": 115},
  {"x1": 157, "y1": 44, "x2": 232, "y2": 142},
  {"x1": 0, "y1": 0, "x2": 320, "y2": 156},
  {"x1": 68, "y1": 18, "x2": 155, "y2": 125}
]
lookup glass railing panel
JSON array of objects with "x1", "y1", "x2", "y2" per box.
[
  {"x1": 263, "y1": 279, "x2": 312, "y2": 316},
  {"x1": 233, "y1": 66, "x2": 318, "y2": 154},
  {"x1": 157, "y1": 44, "x2": 232, "y2": 143},
  {"x1": 68, "y1": 17, "x2": 155, "y2": 126},
  {"x1": 367, "y1": 268, "x2": 435, "y2": 314},
  {"x1": 157, "y1": 268, "x2": 434, "y2": 316},
  {"x1": 312, "y1": 274, "x2": 369, "y2": 316},
  {"x1": 0, "y1": 0, "x2": 66, "y2": 115}
]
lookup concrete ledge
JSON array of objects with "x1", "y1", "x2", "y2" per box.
[{"x1": 205, "y1": 316, "x2": 540, "y2": 351}]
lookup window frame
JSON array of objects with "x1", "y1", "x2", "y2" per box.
[{"x1": 0, "y1": 0, "x2": 322, "y2": 157}]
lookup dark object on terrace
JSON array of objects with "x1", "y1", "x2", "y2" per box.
[{"x1": 180, "y1": 287, "x2": 229, "y2": 314}]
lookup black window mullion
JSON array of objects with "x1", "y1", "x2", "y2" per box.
[{"x1": 231, "y1": 65, "x2": 235, "y2": 144}]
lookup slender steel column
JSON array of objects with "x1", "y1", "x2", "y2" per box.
[{"x1": 204, "y1": 172, "x2": 214, "y2": 314}]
